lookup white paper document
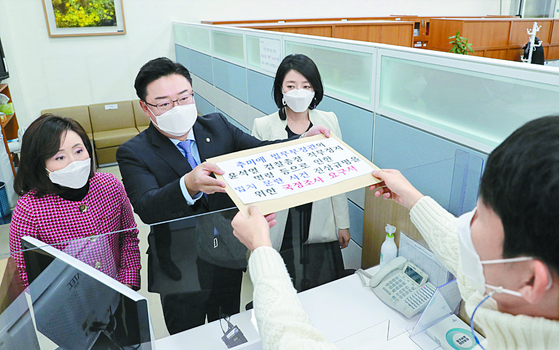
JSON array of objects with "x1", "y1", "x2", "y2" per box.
[
  {"x1": 259, "y1": 38, "x2": 281, "y2": 73},
  {"x1": 216, "y1": 137, "x2": 374, "y2": 204}
]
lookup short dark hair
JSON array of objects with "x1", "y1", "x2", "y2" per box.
[
  {"x1": 272, "y1": 54, "x2": 324, "y2": 120},
  {"x1": 479, "y1": 115, "x2": 559, "y2": 274},
  {"x1": 14, "y1": 114, "x2": 94, "y2": 197},
  {"x1": 134, "y1": 57, "x2": 193, "y2": 102}
]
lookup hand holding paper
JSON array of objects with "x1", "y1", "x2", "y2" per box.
[
  {"x1": 305, "y1": 125, "x2": 330, "y2": 138},
  {"x1": 264, "y1": 212, "x2": 277, "y2": 229},
  {"x1": 184, "y1": 162, "x2": 227, "y2": 196},
  {"x1": 370, "y1": 169, "x2": 424, "y2": 210},
  {"x1": 232, "y1": 205, "x2": 274, "y2": 251}
]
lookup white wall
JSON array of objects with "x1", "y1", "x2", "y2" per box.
[{"x1": 0, "y1": 0, "x2": 500, "y2": 127}]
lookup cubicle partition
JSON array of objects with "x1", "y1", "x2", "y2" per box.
[{"x1": 173, "y1": 22, "x2": 559, "y2": 266}]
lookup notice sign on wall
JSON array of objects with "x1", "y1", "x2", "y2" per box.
[
  {"x1": 208, "y1": 134, "x2": 381, "y2": 215},
  {"x1": 259, "y1": 38, "x2": 281, "y2": 73}
]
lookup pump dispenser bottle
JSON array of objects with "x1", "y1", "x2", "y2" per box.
[{"x1": 379, "y1": 224, "x2": 397, "y2": 268}]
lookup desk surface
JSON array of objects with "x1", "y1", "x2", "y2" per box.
[{"x1": 155, "y1": 266, "x2": 422, "y2": 349}]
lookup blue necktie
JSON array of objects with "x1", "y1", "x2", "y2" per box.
[
  {"x1": 178, "y1": 139, "x2": 198, "y2": 170},
  {"x1": 178, "y1": 139, "x2": 207, "y2": 201}
]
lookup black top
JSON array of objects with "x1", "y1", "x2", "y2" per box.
[
  {"x1": 57, "y1": 181, "x2": 90, "y2": 202},
  {"x1": 285, "y1": 121, "x2": 313, "y2": 138}
]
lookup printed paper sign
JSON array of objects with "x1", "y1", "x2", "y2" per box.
[
  {"x1": 216, "y1": 137, "x2": 374, "y2": 204},
  {"x1": 259, "y1": 38, "x2": 281, "y2": 73},
  {"x1": 209, "y1": 135, "x2": 380, "y2": 215}
]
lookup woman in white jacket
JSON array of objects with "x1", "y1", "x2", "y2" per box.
[{"x1": 252, "y1": 54, "x2": 350, "y2": 290}]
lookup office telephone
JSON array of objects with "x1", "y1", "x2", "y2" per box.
[{"x1": 370, "y1": 256, "x2": 436, "y2": 318}]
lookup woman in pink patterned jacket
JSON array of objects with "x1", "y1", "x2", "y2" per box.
[{"x1": 9, "y1": 114, "x2": 141, "y2": 290}]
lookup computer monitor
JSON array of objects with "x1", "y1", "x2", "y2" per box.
[
  {"x1": 0, "y1": 290, "x2": 40, "y2": 350},
  {"x1": 21, "y1": 236, "x2": 155, "y2": 350}
]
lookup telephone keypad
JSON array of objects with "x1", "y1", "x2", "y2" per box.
[
  {"x1": 404, "y1": 283, "x2": 436, "y2": 309},
  {"x1": 386, "y1": 275, "x2": 417, "y2": 302}
]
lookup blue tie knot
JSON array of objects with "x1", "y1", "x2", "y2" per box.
[{"x1": 178, "y1": 139, "x2": 198, "y2": 169}]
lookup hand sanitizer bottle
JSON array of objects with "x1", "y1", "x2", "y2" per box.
[{"x1": 380, "y1": 224, "x2": 397, "y2": 268}]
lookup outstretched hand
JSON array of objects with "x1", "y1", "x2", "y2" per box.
[
  {"x1": 232, "y1": 206, "x2": 276, "y2": 251},
  {"x1": 184, "y1": 162, "x2": 226, "y2": 196},
  {"x1": 369, "y1": 169, "x2": 424, "y2": 210}
]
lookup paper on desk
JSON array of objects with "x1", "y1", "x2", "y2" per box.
[
  {"x1": 208, "y1": 134, "x2": 380, "y2": 215},
  {"x1": 399, "y1": 232, "x2": 453, "y2": 288},
  {"x1": 297, "y1": 268, "x2": 416, "y2": 343},
  {"x1": 335, "y1": 321, "x2": 390, "y2": 349}
]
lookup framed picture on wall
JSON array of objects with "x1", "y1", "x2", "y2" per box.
[{"x1": 41, "y1": 0, "x2": 126, "y2": 37}]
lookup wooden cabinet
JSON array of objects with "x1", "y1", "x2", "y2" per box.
[
  {"x1": 0, "y1": 84, "x2": 19, "y2": 177},
  {"x1": 208, "y1": 15, "x2": 518, "y2": 52},
  {"x1": 235, "y1": 20, "x2": 415, "y2": 47},
  {"x1": 414, "y1": 18, "x2": 430, "y2": 48},
  {"x1": 389, "y1": 16, "x2": 430, "y2": 48},
  {"x1": 429, "y1": 18, "x2": 559, "y2": 61}
]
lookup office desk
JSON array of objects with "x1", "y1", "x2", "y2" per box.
[{"x1": 155, "y1": 266, "x2": 421, "y2": 349}]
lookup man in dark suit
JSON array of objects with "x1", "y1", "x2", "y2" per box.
[{"x1": 117, "y1": 57, "x2": 328, "y2": 334}]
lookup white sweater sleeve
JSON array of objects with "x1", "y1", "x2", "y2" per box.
[
  {"x1": 409, "y1": 196, "x2": 475, "y2": 299},
  {"x1": 249, "y1": 246, "x2": 339, "y2": 350}
]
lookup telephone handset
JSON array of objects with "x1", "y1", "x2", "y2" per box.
[{"x1": 370, "y1": 256, "x2": 436, "y2": 318}]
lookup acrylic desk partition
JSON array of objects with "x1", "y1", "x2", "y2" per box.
[{"x1": 1, "y1": 205, "x2": 383, "y2": 349}]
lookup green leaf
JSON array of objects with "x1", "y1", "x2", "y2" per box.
[{"x1": 448, "y1": 30, "x2": 474, "y2": 55}]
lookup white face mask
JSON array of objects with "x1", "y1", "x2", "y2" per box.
[
  {"x1": 459, "y1": 208, "x2": 554, "y2": 350},
  {"x1": 47, "y1": 158, "x2": 91, "y2": 189},
  {"x1": 457, "y1": 208, "x2": 551, "y2": 297},
  {"x1": 282, "y1": 89, "x2": 315, "y2": 113},
  {"x1": 148, "y1": 103, "x2": 198, "y2": 137}
]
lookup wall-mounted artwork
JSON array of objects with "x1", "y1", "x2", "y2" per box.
[{"x1": 42, "y1": 0, "x2": 126, "y2": 37}]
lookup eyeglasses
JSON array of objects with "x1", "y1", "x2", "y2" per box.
[{"x1": 144, "y1": 92, "x2": 195, "y2": 113}]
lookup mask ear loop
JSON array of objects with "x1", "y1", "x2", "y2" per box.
[
  {"x1": 146, "y1": 105, "x2": 163, "y2": 129},
  {"x1": 470, "y1": 287, "x2": 502, "y2": 350},
  {"x1": 471, "y1": 266, "x2": 553, "y2": 350}
]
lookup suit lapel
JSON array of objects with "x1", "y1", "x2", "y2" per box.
[
  {"x1": 147, "y1": 124, "x2": 191, "y2": 177},
  {"x1": 193, "y1": 122, "x2": 215, "y2": 163},
  {"x1": 149, "y1": 123, "x2": 212, "y2": 210}
]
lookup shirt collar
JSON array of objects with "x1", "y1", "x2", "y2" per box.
[{"x1": 169, "y1": 129, "x2": 196, "y2": 146}]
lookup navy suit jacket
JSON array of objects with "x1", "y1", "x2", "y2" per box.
[
  {"x1": 116, "y1": 113, "x2": 278, "y2": 224},
  {"x1": 117, "y1": 113, "x2": 295, "y2": 292}
]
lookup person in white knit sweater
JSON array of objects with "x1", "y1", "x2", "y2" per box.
[{"x1": 232, "y1": 116, "x2": 559, "y2": 350}]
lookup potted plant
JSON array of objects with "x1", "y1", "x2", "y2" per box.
[{"x1": 449, "y1": 31, "x2": 474, "y2": 55}]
